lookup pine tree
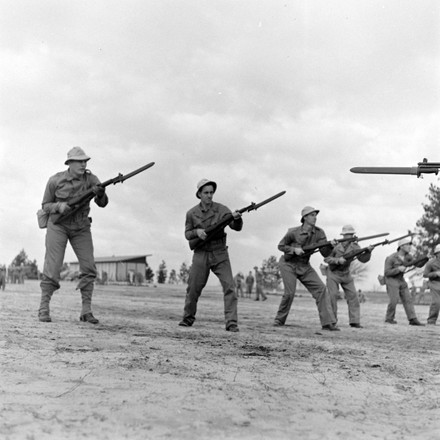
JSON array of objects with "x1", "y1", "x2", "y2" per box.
[{"x1": 415, "y1": 183, "x2": 440, "y2": 254}]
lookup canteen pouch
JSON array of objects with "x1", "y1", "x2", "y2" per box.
[{"x1": 37, "y1": 209, "x2": 49, "y2": 229}]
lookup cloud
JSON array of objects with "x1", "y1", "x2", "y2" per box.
[{"x1": 0, "y1": 0, "x2": 439, "y2": 291}]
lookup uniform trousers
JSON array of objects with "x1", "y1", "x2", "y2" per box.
[
  {"x1": 326, "y1": 270, "x2": 360, "y2": 324},
  {"x1": 275, "y1": 258, "x2": 336, "y2": 326},
  {"x1": 427, "y1": 282, "x2": 440, "y2": 324},
  {"x1": 182, "y1": 247, "x2": 237, "y2": 329},
  {"x1": 39, "y1": 220, "x2": 97, "y2": 316},
  {"x1": 385, "y1": 278, "x2": 417, "y2": 322}
]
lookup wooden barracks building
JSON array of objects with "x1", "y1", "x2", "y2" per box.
[{"x1": 68, "y1": 255, "x2": 151, "y2": 283}]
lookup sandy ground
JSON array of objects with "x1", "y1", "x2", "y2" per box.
[{"x1": 1, "y1": 280, "x2": 439, "y2": 440}]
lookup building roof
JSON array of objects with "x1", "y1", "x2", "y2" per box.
[{"x1": 70, "y1": 255, "x2": 151, "y2": 264}]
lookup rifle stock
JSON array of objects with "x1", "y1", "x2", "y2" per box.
[
  {"x1": 52, "y1": 162, "x2": 155, "y2": 224},
  {"x1": 188, "y1": 190, "x2": 286, "y2": 250}
]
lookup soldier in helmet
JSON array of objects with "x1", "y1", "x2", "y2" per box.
[
  {"x1": 38, "y1": 147, "x2": 108, "y2": 324},
  {"x1": 179, "y1": 179, "x2": 243, "y2": 332},
  {"x1": 273, "y1": 206, "x2": 339, "y2": 331},
  {"x1": 324, "y1": 225, "x2": 373, "y2": 328},
  {"x1": 422, "y1": 244, "x2": 440, "y2": 325},
  {"x1": 384, "y1": 238, "x2": 424, "y2": 325}
]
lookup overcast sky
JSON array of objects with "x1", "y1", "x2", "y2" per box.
[{"x1": 1, "y1": 0, "x2": 439, "y2": 290}]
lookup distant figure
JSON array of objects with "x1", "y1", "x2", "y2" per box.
[
  {"x1": 245, "y1": 271, "x2": 254, "y2": 298},
  {"x1": 384, "y1": 238, "x2": 424, "y2": 326},
  {"x1": 0, "y1": 265, "x2": 6, "y2": 291},
  {"x1": 423, "y1": 244, "x2": 440, "y2": 325},
  {"x1": 178, "y1": 179, "x2": 243, "y2": 332},
  {"x1": 254, "y1": 266, "x2": 267, "y2": 301},
  {"x1": 234, "y1": 272, "x2": 244, "y2": 298},
  {"x1": 38, "y1": 147, "x2": 108, "y2": 324}
]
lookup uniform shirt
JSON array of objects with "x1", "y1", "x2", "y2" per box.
[
  {"x1": 384, "y1": 252, "x2": 413, "y2": 281},
  {"x1": 185, "y1": 201, "x2": 243, "y2": 248},
  {"x1": 278, "y1": 224, "x2": 328, "y2": 264},
  {"x1": 324, "y1": 241, "x2": 371, "y2": 273},
  {"x1": 423, "y1": 257, "x2": 440, "y2": 288},
  {"x1": 42, "y1": 169, "x2": 108, "y2": 222}
]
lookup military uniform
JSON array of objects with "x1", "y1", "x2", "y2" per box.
[
  {"x1": 384, "y1": 252, "x2": 418, "y2": 323},
  {"x1": 254, "y1": 267, "x2": 267, "y2": 301},
  {"x1": 180, "y1": 180, "x2": 242, "y2": 331},
  {"x1": 324, "y1": 240, "x2": 371, "y2": 326},
  {"x1": 423, "y1": 255, "x2": 440, "y2": 324},
  {"x1": 38, "y1": 147, "x2": 108, "y2": 323},
  {"x1": 274, "y1": 218, "x2": 337, "y2": 328}
]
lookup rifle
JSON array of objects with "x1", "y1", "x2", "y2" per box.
[
  {"x1": 340, "y1": 232, "x2": 415, "y2": 262},
  {"x1": 52, "y1": 162, "x2": 155, "y2": 224},
  {"x1": 403, "y1": 255, "x2": 429, "y2": 273},
  {"x1": 301, "y1": 232, "x2": 390, "y2": 258},
  {"x1": 188, "y1": 190, "x2": 286, "y2": 250},
  {"x1": 350, "y1": 158, "x2": 440, "y2": 178}
]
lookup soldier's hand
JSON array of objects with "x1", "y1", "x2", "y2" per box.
[
  {"x1": 232, "y1": 210, "x2": 242, "y2": 220},
  {"x1": 93, "y1": 185, "x2": 106, "y2": 198},
  {"x1": 398, "y1": 265, "x2": 406, "y2": 272},
  {"x1": 330, "y1": 239, "x2": 338, "y2": 246},
  {"x1": 367, "y1": 245, "x2": 374, "y2": 252},
  {"x1": 294, "y1": 247, "x2": 305, "y2": 256},
  {"x1": 58, "y1": 202, "x2": 71, "y2": 214},
  {"x1": 338, "y1": 257, "x2": 346, "y2": 264},
  {"x1": 196, "y1": 229, "x2": 207, "y2": 240}
]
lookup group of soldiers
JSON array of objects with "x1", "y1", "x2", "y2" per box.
[
  {"x1": 234, "y1": 269, "x2": 267, "y2": 301},
  {"x1": 37, "y1": 147, "x2": 439, "y2": 332}
]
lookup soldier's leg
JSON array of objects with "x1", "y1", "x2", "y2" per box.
[
  {"x1": 385, "y1": 283, "x2": 399, "y2": 322},
  {"x1": 211, "y1": 250, "x2": 238, "y2": 330},
  {"x1": 427, "y1": 287, "x2": 440, "y2": 324},
  {"x1": 399, "y1": 284, "x2": 418, "y2": 321},
  {"x1": 181, "y1": 251, "x2": 210, "y2": 325},
  {"x1": 341, "y1": 277, "x2": 360, "y2": 325},
  {"x1": 326, "y1": 272, "x2": 340, "y2": 320},
  {"x1": 39, "y1": 222, "x2": 68, "y2": 321},
  {"x1": 274, "y1": 261, "x2": 297, "y2": 325},
  {"x1": 70, "y1": 226, "x2": 98, "y2": 321},
  {"x1": 300, "y1": 266, "x2": 336, "y2": 327}
]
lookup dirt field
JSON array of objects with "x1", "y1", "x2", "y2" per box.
[{"x1": 1, "y1": 280, "x2": 439, "y2": 440}]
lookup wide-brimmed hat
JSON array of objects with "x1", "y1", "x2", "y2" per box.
[
  {"x1": 65, "y1": 147, "x2": 90, "y2": 165},
  {"x1": 301, "y1": 206, "x2": 319, "y2": 221},
  {"x1": 196, "y1": 178, "x2": 217, "y2": 199},
  {"x1": 340, "y1": 224, "x2": 356, "y2": 235}
]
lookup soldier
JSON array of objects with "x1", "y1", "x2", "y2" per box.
[
  {"x1": 422, "y1": 244, "x2": 440, "y2": 325},
  {"x1": 38, "y1": 147, "x2": 108, "y2": 324},
  {"x1": 324, "y1": 225, "x2": 372, "y2": 328},
  {"x1": 384, "y1": 238, "x2": 424, "y2": 325},
  {"x1": 254, "y1": 266, "x2": 267, "y2": 301},
  {"x1": 245, "y1": 270, "x2": 254, "y2": 298},
  {"x1": 0, "y1": 265, "x2": 6, "y2": 291},
  {"x1": 274, "y1": 206, "x2": 339, "y2": 331},
  {"x1": 179, "y1": 179, "x2": 243, "y2": 332},
  {"x1": 234, "y1": 272, "x2": 244, "y2": 298}
]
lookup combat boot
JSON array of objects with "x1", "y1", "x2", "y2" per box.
[{"x1": 38, "y1": 289, "x2": 54, "y2": 322}]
